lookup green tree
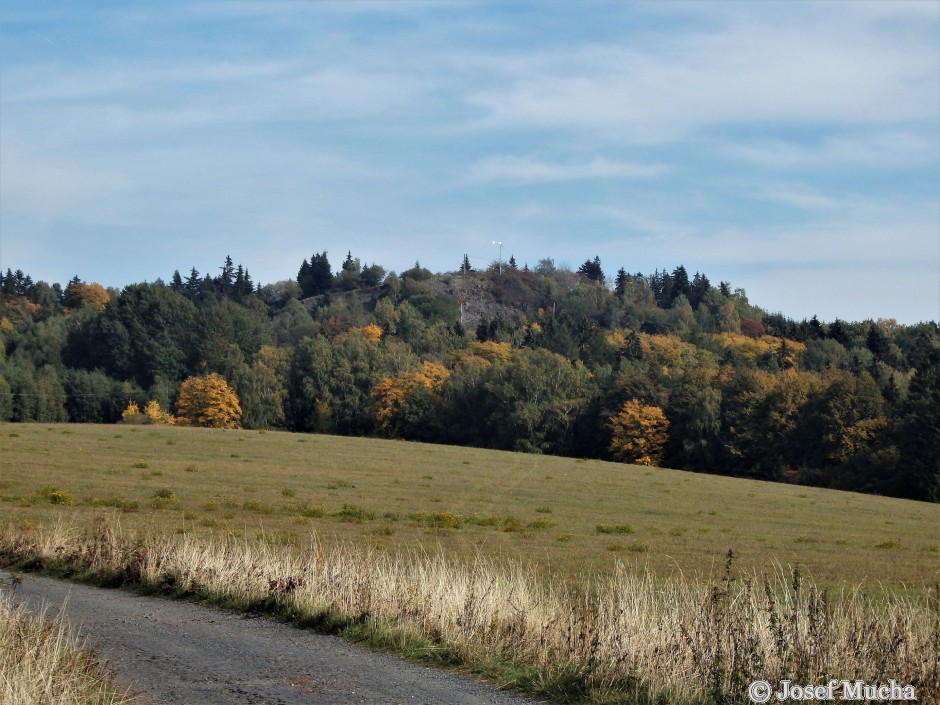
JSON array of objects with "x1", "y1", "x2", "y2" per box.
[
  {"x1": 194, "y1": 298, "x2": 273, "y2": 372},
  {"x1": 285, "y1": 336, "x2": 338, "y2": 432},
  {"x1": 65, "y1": 284, "x2": 196, "y2": 388},
  {"x1": 665, "y1": 366, "x2": 722, "y2": 470},
  {"x1": 65, "y1": 369, "x2": 126, "y2": 423},
  {"x1": 479, "y1": 348, "x2": 594, "y2": 453},
  {"x1": 896, "y1": 348, "x2": 940, "y2": 501},
  {"x1": 0, "y1": 374, "x2": 11, "y2": 421},
  {"x1": 240, "y1": 345, "x2": 288, "y2": 429}
]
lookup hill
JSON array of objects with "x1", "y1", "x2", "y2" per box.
[{"x1": 1, "y1": 258, "x2": 938, "y2": 502}]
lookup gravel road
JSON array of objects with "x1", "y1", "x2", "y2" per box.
[{"x1": 3, "y1": 570, "x2": 542, "y2": 705}]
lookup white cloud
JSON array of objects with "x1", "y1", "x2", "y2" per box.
[
  {"x1": 466, "y1": 9, "x2": 937, "y2": 144},
  {"x1": 724, "y1": 131, "x2": 940, "y2": 171},
  {"x1": 468, "y1": 155, "x2": 666, "y2": 184}
]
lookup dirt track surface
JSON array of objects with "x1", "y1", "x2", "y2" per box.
[{"x1": 3, "y1": 571, "x2": 542, "y2": 705}]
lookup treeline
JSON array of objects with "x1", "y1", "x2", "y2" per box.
[{"x1": 1, "y1": 253, "x2": 937, "y2": 502}]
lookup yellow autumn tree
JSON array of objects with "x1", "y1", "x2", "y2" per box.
[
  {"x1": 64, "y1": 281, "x2": 110, "y2": 311},
  {"x1": 609, "y1": 399, "x2": 669, "y2": 467},
  {"x1": 121, "y1": 401, "x2": 143, "y2": 423},
  {"x1": 455, "y1": 340, "x2": 511, "y2": 368},
  {"x1": 368, "y1": 361, "x2": 449, "y2": 436},
  {"x1": 175, "y1": 373, "x2": 241, "y2": 428},
  {"x1": 144, "y1": 400, "x2": 176, "y2": 426}
]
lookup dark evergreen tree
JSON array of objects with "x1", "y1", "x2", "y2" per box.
[
  {"x1": 216, "y1": 255, "x2": 235, "y2": 296},
  {"x1": 460, "y1": 254, "x2": 473, "y2": 274},
  {"x1": 297, "y1": 259, "x2": 312, "y2": 295},
  {"x1": 614, "y1": 268, "x2": 629, "y2": 297},
  {"x1": 578, "y1": 256, "x2": 604, "y2": 283},
  {"x1": 297, "y1": 252, "x2": 333, "y2": 297},
  {"x1": 653, "y1": 270, "x2": 674, "y2": 308},
  {"x1": 807, "y1": 315, "x2": 823, "y2": 340},
  {"x1": 170, "y1": 270, "x2": 184, "y2": 292},
  {"x1": 2, "y1": 269, "x2": 17, "y2": 297},
  {"x1": 183, "y1": 268, "x2": 202, "y2": 299},
  {"x1": 866, "y1": 323, "x2": 891, "y2": 362},
  {"x1": 309, "y1": 251, "x2": 333, "y2": 296},
  {"x1": 896, "y1": 348, "x2": 940, "y2": 501},
  {"x1": 689, "y1": 272, "x2": 710, "y2": 309},
  {"x1": 670, "y1": 265, "x2": 690, "y2": 304},
  {"x1": 508, "y1": 255, "x2": 518, "y2": 270},
  {"x1": 907, "y1": 331, "x2": 939, "y2": 370}
]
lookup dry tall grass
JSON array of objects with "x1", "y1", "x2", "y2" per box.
[
  {"x1": 1, "y1": 519, "x2": 937, "y2": 704},
  {"x1": 0, "y1": 584, "x2": 130, "y2": 705}
]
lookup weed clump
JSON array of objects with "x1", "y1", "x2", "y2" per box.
[
  {"x1": 596, "y1": 523, "x2": 634, "y2": 535},
  {"x1": 82, "y1": 496, "x2": 140, "y2": 513},
  {"x1": 33, "y1": 486, "x2": 74, "y2": 506},
  {"x1": 526, "y1": 518, "x2": 556, "y2": 530},
  {"x1": 874, "y1": 539, "x2": 901, "y2": 549},
  {"x1": 281, "y1": 503, "x2": 325, "y2": 518},
  {"x1": 335, "y1": 504, "x2": 376, "y2": 522},
  {"x1": 409, "y1": 511, "x2": 463, "y2": 529}
]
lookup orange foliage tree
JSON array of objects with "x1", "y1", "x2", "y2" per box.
[
  {"x1": 175, "y1": 373, "x2": 241, "y2": 428},
  {"x1": 609, "y1": 399, "x2": 669, "y2": 466},
  {"x1": 64, "y1": 281, "x2": 110, "y2": 311},
  {"x1": 455, "y1": 340, "x2": 511, "y2": 367},
  {"x1": 368, "y1": 361, "x2": 449, "y2": 436},
  {"x1": 357, "y1": 323, "x2": 383, "y2": 343}
]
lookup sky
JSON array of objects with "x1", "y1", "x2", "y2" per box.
[{"x1": 1, "y1": 1, "x2": 938, "y2": 324}]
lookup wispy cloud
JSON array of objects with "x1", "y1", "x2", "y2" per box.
[
  {"x1": 466, "y1": 8, "x2": 937, "y2": 144},
  {"x1": 724, "y1": 131, "x2": 940, "y2": 171},
  {"x1": 468, "y1": 155, "x2": 666, "y2": 184}
]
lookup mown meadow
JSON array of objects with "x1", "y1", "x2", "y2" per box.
[
  {"x1": 1, "y1": 423, "x2": 938, "y2": 703},
  {"x1": 1, "y1": 423, "x2": 937, "y2": 588}
]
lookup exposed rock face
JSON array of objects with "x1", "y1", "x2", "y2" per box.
[{"x1": 302, "y1": 272, "x2": 530, "y2": 332}]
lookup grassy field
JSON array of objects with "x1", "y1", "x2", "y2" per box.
[{"x1": 1, "y1": 422, "x2": 937, "y2": 590}]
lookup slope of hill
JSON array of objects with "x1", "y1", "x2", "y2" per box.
[{"x1": 1, "y1": 260, "x2": 938, "y2": 503}]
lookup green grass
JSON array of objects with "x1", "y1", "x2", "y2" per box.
[{"x1": 1, "y1": 422, "x2": 938, "y2": 590}]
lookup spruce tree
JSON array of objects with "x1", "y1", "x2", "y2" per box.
[
  {"x1": 578, "y1": 256, "x2": 604, "y2": 282},
  {"x1": 614, "y1": 268, "x2": 628, "y2": 296}
]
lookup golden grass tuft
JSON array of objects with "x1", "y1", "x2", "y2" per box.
[
  {"x1": 2, "y1": 519, "x2": 937, "y2": 704},
  {"x1": 0, "y1": 585, "x2": 130, "y2": 705}
]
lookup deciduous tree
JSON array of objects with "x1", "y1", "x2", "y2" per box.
[
  {"x1": 609, "y1": 399, "x2": 669, "y2": 466},
  {"x1": 175, "y1": 373, "x2": 241, "y2": 428}
]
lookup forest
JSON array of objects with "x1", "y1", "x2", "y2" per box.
[{"x1": 1, "y1": 252, "x2": 937, "y2": 502}]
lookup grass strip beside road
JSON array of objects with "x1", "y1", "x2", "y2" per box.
[{"x1": 1, "y1": 519, "x2": 938, "y2": 705}]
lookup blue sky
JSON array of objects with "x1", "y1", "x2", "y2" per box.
[{"x1": 1, "y1": 1, "x2": 938, "y2": 324}]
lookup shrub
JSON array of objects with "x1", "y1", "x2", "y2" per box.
[
  {"x1": 527, "y1": 518, "x2": 556, "y2": 530},
  {"x1": 596, "y1": 524, "x2": 634, "y2": 535},
  {"x1": 335, "y1": 504, "x2": 376, "y2": 522},
  {"x1": 408, "y1": 511, "x2": 463, "y2": 529},
  {"x1": 281, "y1": 503, "x2": 326, "y2": 518},
  {"x1": 33, "y1": 486, "x2": 74, "y2": 506}
]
